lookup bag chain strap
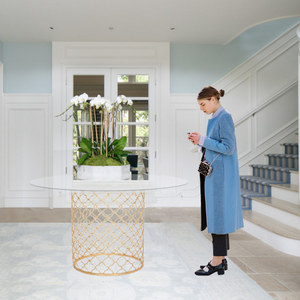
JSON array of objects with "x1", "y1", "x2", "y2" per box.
[{"x1": 206, "y1": 153, "x2": 221, "y2": 166}]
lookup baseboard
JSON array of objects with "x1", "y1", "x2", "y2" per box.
[{"x1": 243, "y1": 219, "x2": 300, "y2": 257}]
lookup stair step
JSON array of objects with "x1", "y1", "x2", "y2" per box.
[
  {"x1": 252, "y1": 196, "x2": 300, "y2": 217},
  {"x1": 240, "y1": 188, "x2": 269, "y2": 198},
  {"x1": 240, "y1": 176, "x2": 287, "y2": 195},
  {"x1": 270, "y1": 183, "x2": 299, "y2": 205},
  {"x1": 251, "y1": 196, "x2": 300, "y2": 229},
  {"x1": 270, "y1": 183, "x2": 299, "y2": 192},
  {"x1": 281, "y1": 143, "x2": 298, "y2": 155},
  {"x1": 290, "y1": 170, "x2": 299, "y2": 185},
  {"x1": 243, "y1": 210, "x2": 300, "y2": 240},
  {"x1": 266, "y1": 154, "x2": 298, "y2": 169},
  {"x1": 240, "y1": 188, "x2": 269, "y2": 210},
  {"x1": 250, "y1": 164, "x2": 295, "y2": 183}
]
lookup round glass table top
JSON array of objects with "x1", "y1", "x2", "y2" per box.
[{"x1": 30, "y1": 175, "x2": 188, "y2": 192}]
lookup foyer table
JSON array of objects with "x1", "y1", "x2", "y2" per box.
[{"x1": 30, "y1": 176, "x2": 188, "y2": 276}]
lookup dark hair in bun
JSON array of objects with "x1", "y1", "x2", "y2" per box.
[{"x1": 197, "y1": 86, "x2": 225, "y2": 101}]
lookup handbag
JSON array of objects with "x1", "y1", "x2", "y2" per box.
[{"x1": 198, "y1": 153, "x2": 220, "y2": 177}]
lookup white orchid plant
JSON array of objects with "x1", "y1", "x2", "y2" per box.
[{"x1": 56, "y1": 93, "x2": 133, "y2": 165}]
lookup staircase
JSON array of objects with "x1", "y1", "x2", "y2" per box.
[{"x1": 240, "y1": 143, "x2": 300, "y2": 257}]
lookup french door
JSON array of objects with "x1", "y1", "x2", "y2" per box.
[{"x1": 66, "y1": 67, "x2": 156, "y2": 180}]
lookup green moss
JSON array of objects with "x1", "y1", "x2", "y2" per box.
[{"x1": 82, "y1": 155, "x2": 129, "y2": 166}]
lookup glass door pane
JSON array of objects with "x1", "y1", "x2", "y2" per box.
[
  {"x1": 73, "y1": 75, "x2": 105, "y2": 97},
  {"x1": 66, "y1": 69, "x2": 110, "y2": 180},
  {"x1": 116, "y1": 74, "x2": 150, "y2": 180}
]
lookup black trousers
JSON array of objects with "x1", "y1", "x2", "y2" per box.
[
  {"x1": 211, "y1": 233, "x2": 230, "y2": 256},
  {"x1": 200, "y1": 148, "x2": 230, "y2": 257}
]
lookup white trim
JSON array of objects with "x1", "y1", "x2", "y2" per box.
[
  {"x1": 219, "y1": 23, "x2": 300, "y2": 78},
  {"x1": 252, "y1": 200, "x2": 300, "y2": 229},
  {"x1": 235, "y1": 81, "x2": 298, "y2": 126},
  {"x1": 239, "y1": 122, "x2": 298, "y2": 168},
  {"x1": 297, "y1": 24, "x2": 300, "y2": 202},
  {"x1": 223, "y1": 20, "x2": 300, "y2": 46},
  {"x1": 3, "y1": 94, "x2": 53, "y2": 208},
  {"x1": 52, "y1": 42, "x2": 170, "y2": 207},
  {"x1": 111, "y1": 68, "x2": 156, "y2": 177},
  {"x1": 243, "y1": 219, "x2": 300, "y2": 257},
  {"x1": 0, "y1": 62, "x2": 4, "y2": 207}
]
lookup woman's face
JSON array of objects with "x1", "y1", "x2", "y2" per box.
[{"x1": 197, "y1": 97, "x2": 218, "y2": 115}]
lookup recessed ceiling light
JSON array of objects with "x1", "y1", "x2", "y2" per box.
[
  {"x1": 108, "y1": 27, "x2": 114, "y2": 30},
  {"x1": 50, "y1": 27, "x2": 54, "y2": 30},
  {"x1": 170, "y1": 27, "x2": 175, "y2": 30}
]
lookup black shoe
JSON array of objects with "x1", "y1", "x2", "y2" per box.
[
  {"x1": 200, "y1": 259, "x2": 228, "y2": 270},
  {"x1": 195, "y1": 262, "x2": 225, "y2": 276}
]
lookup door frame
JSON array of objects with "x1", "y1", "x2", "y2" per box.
[
  {"x1": 65, "y1": 67, "x2": 156, "y2": 179},
  {"x1": 111, "y1": 68, "x2": 156, "y2": 177}
]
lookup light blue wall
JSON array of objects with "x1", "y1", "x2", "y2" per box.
[
  {"x1": 3, "y1": 43, "x2": 52, "y2": 93},
  {"x1": 2, "y1": 17, "x2": 299, "y2": 94},
  {"x1": 0, "y1": 40, "x2": 3, "y2": 62},
  {"x1": 170, "y1": 17, "x2": 300, "y2": 94}
]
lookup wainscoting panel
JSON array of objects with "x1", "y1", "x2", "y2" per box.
[
  {"x1": 165, "y1": 95, "x2": 203, "y2": 205},
  {"x1": 256, "y1": 43, "x2": 298, "y2": 105},
  {"x1": 213, "y1": 24, "x2": 299, "y2": 170},
  {"x1": 235, "y1": 118, "x2": 252, "y2": 159},
  {"x1": 221, "y1": 75, "x2": 252, "y2": 122},
  {"x1": 4, "y1": 95, "x2": 52, "y2": 207},
  {"x1": 256, "y1": 85, "x2": 298, "y2": 146}
]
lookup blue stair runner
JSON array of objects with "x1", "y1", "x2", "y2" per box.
[{"x1": 241, "y1": 143, "x2": 298, "y2": 210}]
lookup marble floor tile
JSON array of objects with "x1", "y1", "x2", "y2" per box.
[
  {"x1": 1, "y1": 207, "x2": 300, "y2": 299},
  {"x1": 227, "y1": 240, "x2": 254, "y2": 257},
  {"x1": 229, "y1": 229, "x2": 258, "y2": 241},
  {"x1": 238, "y1": 257, "x2": 300, "y2": 274},
  {"x1": 275, "y1": 292, "x2": 300, "y2": 300},
  {"x1": 269, "y1": 292, "x2": 281, "y2": 299},
  {"x1": 235, "y1": 240, "x2": 290, "y2": 257},
  {"x1": 229, "y1": 257, "x2": 256, "y2": 274},
  {"x1": 272, "y1": 274, "x2": 300, "y2": 292},
  {"x1": 248, "y1": 274, "x2": 291, "y2": 292}
]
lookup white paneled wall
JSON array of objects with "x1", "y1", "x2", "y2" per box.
[
  {"x1": 3, "y1": 95, "x2": 52, "y2": 207},
  {"x1": 165, "y1": 24, "x2": 299, "y2": 205},
  {"x1": 256, "y1": 86, "x2": 298, "y2": 146},
  {"x1": 0, "y1": 63, "x2": 3, "y2": 206},
  {"x1": 1, "y1": 24, "x2": 298, "y2": 208},
  {"x1": 213, "y1": 25, "x2": 299, "y2": 174}
]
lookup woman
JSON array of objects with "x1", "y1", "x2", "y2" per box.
[{"x1": 188, "y1": 86, "x2": 244, "y2": 276}]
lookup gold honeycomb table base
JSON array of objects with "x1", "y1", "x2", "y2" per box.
[{"x1": 71, "y1": 191, "x2": 145, "y2": 276}]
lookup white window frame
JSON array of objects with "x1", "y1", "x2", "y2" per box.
[
  {"x1": 66, "y1": 67, "x2": 156, "y2": 179},
  {"x1": 111, "y1": 68, "x2": 156, "y2": 178}
]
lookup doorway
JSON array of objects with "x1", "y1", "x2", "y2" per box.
[{"x1": 66, "y1": 68, "x2": 156, "y2": 180}]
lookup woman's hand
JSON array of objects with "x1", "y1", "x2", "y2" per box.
[{"x1": 188, "y1": 132, "x2": 201, "y2": 145}]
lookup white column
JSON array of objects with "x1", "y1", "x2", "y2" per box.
[
  {"x1": 297, "y1": 25, "x2": 300, "y2": 202},
  {"x1": 0, "y1": 62, "x2": 4, "y2": 207}
]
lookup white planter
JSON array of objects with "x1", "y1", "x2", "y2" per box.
[{"x1": 76, "y1": 165, "x2": 131, "y2": 180}]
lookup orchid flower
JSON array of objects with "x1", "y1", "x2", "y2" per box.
[
  {"x1": 105, "y1": 103, "x2": 113, "y2": 112},
  {"x1": 90, "y1": 95, "x2": 104, "y2": 109},
  {"x1": 70, "y1": 96, "x2": 79, "y2": 106},
  {"x1": 120, "y1": 95, "x2": 127, "y2": 103},
  {"x1": 78, "y1": 93, "x2": 89, "y2": 103}
]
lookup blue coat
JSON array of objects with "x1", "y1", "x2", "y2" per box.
[{"x1": 202, "y1": 108, "x2": 244, "y2": 234}]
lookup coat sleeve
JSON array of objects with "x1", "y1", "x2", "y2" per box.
[{"x1": 203, "y1": 113, "x2": 236, "y2": 155}]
